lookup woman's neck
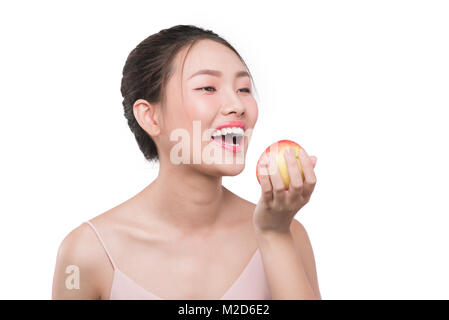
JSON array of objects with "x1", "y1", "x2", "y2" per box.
[{"x1": 138, "y1": 160, "x2": 231, "y2": 236}]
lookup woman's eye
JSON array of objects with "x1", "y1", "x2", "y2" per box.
[
  {"x1": 198, "y1": 86, "x2": 216, "y2": 92},
  {"x1": 196, "y1": 87, "x2": 251, "y2": 93}
]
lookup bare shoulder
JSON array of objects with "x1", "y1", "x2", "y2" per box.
[{"x1": 51, "y1": 222, "x2": 112, "y2": 299}]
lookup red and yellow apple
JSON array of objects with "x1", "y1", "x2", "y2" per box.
[{"x1": 256, "y1": 139, "x2": 305, "y2": 190}]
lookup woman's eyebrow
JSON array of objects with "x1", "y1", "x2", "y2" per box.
[{"x1": 188, "y1": 69, "x2": 250, "y2": 80}]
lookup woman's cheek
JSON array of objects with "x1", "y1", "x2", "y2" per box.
[
  {"x1": 246, "y1": 97, "x2": 258, "y2": 122},
  {"x1": 185, "y1": 96, "x2": 218, "y2": 119}
]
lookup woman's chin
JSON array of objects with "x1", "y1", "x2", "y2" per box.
[{"x1": 216, "y1": 161, "x2": 245, "y2": 176}]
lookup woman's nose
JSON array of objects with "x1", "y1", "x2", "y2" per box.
[
  {"x1": 222, "y1": 103, "x2": 245, "y2": 116},
  {"x1": 221, "y1": 98, "x2": 246, "y2": 116},
  {"x1": 220, "y1": 87, "x2": 247, "y2": 116}
]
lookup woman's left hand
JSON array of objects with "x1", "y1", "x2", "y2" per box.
[{"x1": 253, "y1": 148, "x2": 317, "y2": 235}]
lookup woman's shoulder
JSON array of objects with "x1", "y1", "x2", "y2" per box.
[
  {"x1": 56, "y1": 222, "x2": 103, "y2": 267},
  {"x1": 52, "y1": 217, "x2": 114, "y2": 299}
]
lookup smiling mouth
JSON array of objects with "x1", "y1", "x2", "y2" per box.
[{"x1": 210, "y1": 127, "x2": 244, "y2": 146}]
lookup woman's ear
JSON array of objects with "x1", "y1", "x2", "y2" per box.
[{"x1": 133, "y1": 99, "x2": 161, "y2": 137}]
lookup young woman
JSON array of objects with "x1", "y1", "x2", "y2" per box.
[{"x1": 52, "y1": 25, "x2": 320, "y2": 300}]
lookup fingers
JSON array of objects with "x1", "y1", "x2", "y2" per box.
[
  {"x1": 258, "y1": 150, "x2": 317, "y2": 205},
  {"x1": 258, "y1": 153, "x2": 273, "y2": 202},
  {"x1": 284, "y1": 148, "x2": 304, "y2": 198},
  {"x1": 298, "y1": 149, "x2": 317, "y2": 197},
  {"x1": 268, "y1": 152, "x2": 287, "y2": 202}
]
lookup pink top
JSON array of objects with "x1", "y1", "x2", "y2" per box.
[{"x1": 84, "y1": 221, "x2": 272, "y2": 300}]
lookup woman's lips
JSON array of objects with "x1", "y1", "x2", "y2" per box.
[{"x1": 214, "y1": 120, "x2": 246, "y2": 131}]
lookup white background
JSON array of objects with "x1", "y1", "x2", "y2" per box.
[{"x1": 1, "y1": 0, "x2": 448, "y2": 299}]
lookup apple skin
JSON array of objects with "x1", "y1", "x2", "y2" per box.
[{"x1": 256, "y1": 139, "x2": 305, "y2": 190}]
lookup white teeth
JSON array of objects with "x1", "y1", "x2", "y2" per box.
[{"x1": 212, "y1": 127, "x2": 244, "y2": 137}]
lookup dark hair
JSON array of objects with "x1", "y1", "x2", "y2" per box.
[{"x1": 120, "y1": 24, "x2": 258, "y2": 163}]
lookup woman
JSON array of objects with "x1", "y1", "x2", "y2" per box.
[{"x1": 52, "y1": 25, "x2": 320, "y2": 300}]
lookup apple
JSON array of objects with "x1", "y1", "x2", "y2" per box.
[{"x1": 256, "y1": 139, "x2": 305, "y2": 190}]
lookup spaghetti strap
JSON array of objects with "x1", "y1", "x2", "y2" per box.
[{"x1": 84, "y1": 220, "x2": 117, "y2": 270}]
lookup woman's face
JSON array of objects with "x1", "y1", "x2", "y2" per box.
[{"x1": 158, "y1": 39, "x2": 258, "y2": 176}]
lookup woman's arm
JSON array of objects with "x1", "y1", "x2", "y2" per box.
[
  {"x1": 255, "y1": 219, "x2": 321, "y2": 300},
  {"x1": 253, "y1": 147, "x2": 320, "y2": 299},
  {"x1": 289, "y1": 219, "x2": 321, "y2": 299},
  {"x1": 52, "y1": 224, "x2": 104, "y2": 299}
]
